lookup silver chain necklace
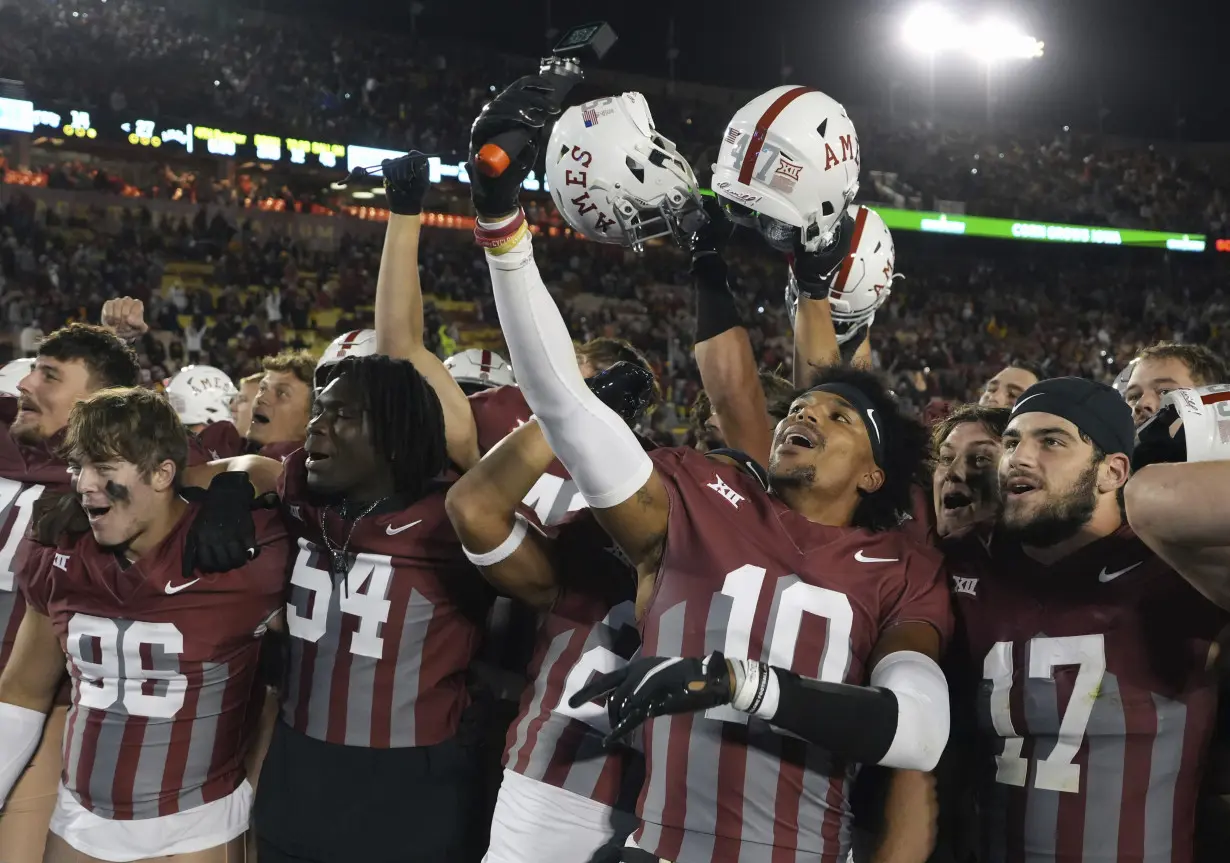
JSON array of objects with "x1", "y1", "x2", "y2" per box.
[{"x1": 319, "y1": 499, "x2": 385, "y2": 577}]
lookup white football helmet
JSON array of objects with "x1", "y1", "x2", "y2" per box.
[
  {"x1": 315, "y1": 329, "x2": 378, "y2": 387},
  {"x1": 0, "y1": 358, "x2": 34, "y2": 396},
  {"x1": 164, "y1": 365, "x2": 238, "y2": 426},
  {"x1": 1113, "y1": 359, "x2": 1136, "y2": 396},
  {"x1": 546, "y1": 93, "x2": 705, "y2": 252},
  {"x1": 713, "y1": 85, "x2": 860, "y2": 253},
  {"x1": 785, "y1": 206, "x2": 897, "y2": 344},
  {"x1": 445, "y1": 349, "x2": 515, "y2": 395}
]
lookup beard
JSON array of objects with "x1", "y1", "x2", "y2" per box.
[
  {"x1": 11, "y1": 416, "x2": 45, "y2": 446},
  {"x1": 1000, "y1": 462, "x2": 1098, "y2": 548},
  {"x1": 768, "y1": 462, "x2": 816, "y2": 490}
]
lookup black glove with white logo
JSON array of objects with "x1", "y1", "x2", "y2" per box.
[
  {"x1": 586, "y1": 360, "x2": 656, "y2": 425},
  {"x1": 569, "y1": 652, "x2": 734, "y2": 746},
  {"x1": 381, "y1": 151, "x2": 431, "y2": 216},
  {"x1": 468, "y1": 75, "x2": 561, "y2": 219},
  {"x1": 181, "y1": 472, "x2": 264, "y2": 577},
  {"x1": 790, "y1": 209, "x2": 854, "y2": 300}
]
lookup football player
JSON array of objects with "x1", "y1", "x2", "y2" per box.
[
  {"x1": 192, "y1": 154, "x2": 490, "y2": 862},
  {"x1": 0, "y1": 387, "x2": 287, "y2": 861},
  {"x1": 978, "y1": 364, "x2": 1041, "y2": 409},
  {"x1": 193, "y1": 354, "x2": 490, "y2": 863},
  {"x1": 948, "y1": 377, "x2": 1228, "y2": 863},
  {"x1": 931, "y1": 404, "x2": 1011, "y2": 542},
  {"x1": 470, "y1": 76, "x2": 952, "y2": 863},
  {"x1": 446, "y1": 361, "x2": 656, "y2": 863},
  {"x1": 0, "y1": 324, "x2": 139, "y2": 863},
  {"x1": 247, "y1": 351, "x2": 315, "y2": 460},
  {"x1": 1122, "y1": 342, "x2": 1228, "y2": 428},
  {"x1": 1124, "y1": 384, "x2": 1230, "y2": 863}
]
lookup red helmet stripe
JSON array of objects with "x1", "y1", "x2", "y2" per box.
[
  {"x1": 479, "y1": 350, "x2": 493, "y2": 375},
  {"x1": 338, "y1": 330, "x2": 361, "y2": 356},
  {"x1": 832, "y1": 206, "x2": 869, "y2": 293},
  {"x1": 737, "y1": 86, "x2": 817, "y2": 186}
]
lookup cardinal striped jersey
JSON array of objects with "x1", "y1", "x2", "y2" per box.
[
  {"x1": 951, "y1": 526, "x2": 1229, "y2": 863},
  {"x1": 18, "y1": 504, "x2": 288, "y2": 818},
  {"x1": 277, "y1": 449, "x2": 491, "y2": 747},
  {"x1": 632, "y1": 446, "x2": 952, "y2": 863}
]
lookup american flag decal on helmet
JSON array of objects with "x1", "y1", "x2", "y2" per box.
[
  {"x1": 726, "y1": 127, "x2": 740, "y2": 144},
  {"x1": 582, "y1": 105, "x2": 600, "y2": 127}
]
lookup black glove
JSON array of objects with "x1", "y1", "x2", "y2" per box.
[
  {"x1": 586, "y1": 360, "x2": 656, "y2": 425},
  {"x1": 689, "y1": 200, "x2": 735, "y2": 283},
  {"x1": 381, "y1": 151, "x2": 431, "y2": 216},
  {"x1": 1132, "y1": 403, "x2": 1186, "y2": 471},
  {"x1": 468, "y1": 75, "x2": 561, "y2": 219},
  {"x1": 568, "y1": 652, "x2": 734, "y2": 746},
  {"x1": 180, "y1": 472, "x2": 262, "y2": 577},
  {"x1": 790, "y1": 209, "x2": 854, "y2": 300}
]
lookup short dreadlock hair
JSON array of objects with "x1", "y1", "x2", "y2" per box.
[{"x1": 320, "y1": 355, "x2": 447, "y2": 499}]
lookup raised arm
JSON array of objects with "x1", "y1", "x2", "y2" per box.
[
  {"x1": 374, "y1": 154, "x2": 479, "y2": 471},
  {"x1": 792, "y1": 293, "x2": 841, "y2": 385},
  {"x1": 181, "y1": 454, "x2": 284, "y2": 496},
  {"x1": 468, "y1": 78, "x2": 669, "y2": 592},
  {"x1": 1127, "y1": 460, "x2": 1230, "y2": 607},
  {"x1": 1126, "y1": 387, "x2": 1230, "y2": 609},
  {"x1": 445, "y1": 419, "x2": 561, "y2": 608},
  {"x1": 0, "y1": 608, "x2": 63, "y2": 808},
  {"x1": 691, "y1": 221, "x2": 772, "y2": 465}
]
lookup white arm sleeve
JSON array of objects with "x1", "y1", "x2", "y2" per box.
[
  {"x1": 484, "y1": 227, "x2": 653, "y2": 509},
  {"x1": 0, "y1": 701, "x2": 46, "y2": 808},
  {"x1": 870, "y1": 650, "x2": 950, "y2": 771}
]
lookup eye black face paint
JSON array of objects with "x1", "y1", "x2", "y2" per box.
[{"x1": 104, "y1": 480, "x2": 131, "y2": 504}]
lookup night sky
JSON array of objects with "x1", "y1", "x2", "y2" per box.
[{"x1": 265, "y1": 0, "x2": 1229, "y2": 141}]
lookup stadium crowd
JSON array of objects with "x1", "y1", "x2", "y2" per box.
[
  {"x1": 3, "y1": 187, "x2": 1226, "y2": 429},
  {"x1": 3, "y1": 0, "x2": 1230, "y2": 232},
  {"x1": 1, "y1": 7, "x2": 1230, "y2": 863}
]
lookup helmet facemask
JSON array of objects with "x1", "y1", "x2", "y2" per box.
[{"x1": 599, "y1": 181, "x2": 706, "y2": 253}]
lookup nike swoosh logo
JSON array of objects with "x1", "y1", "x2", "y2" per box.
[
  {"x1": 1098, "y1": 562, "x2": 1143, "y2": 583},
  {"x1": 164, "y1": 578, "x2": 200, "y2": 595},
  {"x1": 386, "y1": 520, "x2": 423, "y2": 535},
  {"x1": 1011, "y1": 393, "x2": 1044, "y2": 413},
  {"x1": 855, "y1": 550, "x2": 899, "y2": 564}
]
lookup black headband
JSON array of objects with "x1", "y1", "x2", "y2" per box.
[
  {"x1": 1010, "y1": 376, "x2": 1135, "y2": 457},
  {"x1": 808, "y1": 382, "x2": 886, "y2": 467}
]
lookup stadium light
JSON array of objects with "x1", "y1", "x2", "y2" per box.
[{"x1": 901, "y1": 5, "x2": 1043, "y2": 61}]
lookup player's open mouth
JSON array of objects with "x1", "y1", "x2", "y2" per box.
[
  {"x1": 942, "y1": 491, "x2": 973, "y2": 512},
  {"x1": 83, "y1": 504, "x2": 111, "y2": 521},
  {"x1": 1006, "y1": 476, "x2": 1040, "y2": 497},
  {"x1": 252, "y1": 411, "x2": 270, "y2": 425},
  {"x1": 16, "y1": 398, "x2": 39, "y2": 416},
  {"x1": 780, "y1": 424, "x2": 820, "y2": 450},
  {"x1": 304, "y1": 450, "x2": 331, "y2": 468}
]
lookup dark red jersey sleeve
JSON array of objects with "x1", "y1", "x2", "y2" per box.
[
  {"x1": 881, "y1": 545, "x2": 954, "y2": 649},
  {"x1": 16, "y1": 539, "x2": 59, "y2": 617},
  {"x1": 277, "y1": 448, "x2": 309, "y2": 505}
]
